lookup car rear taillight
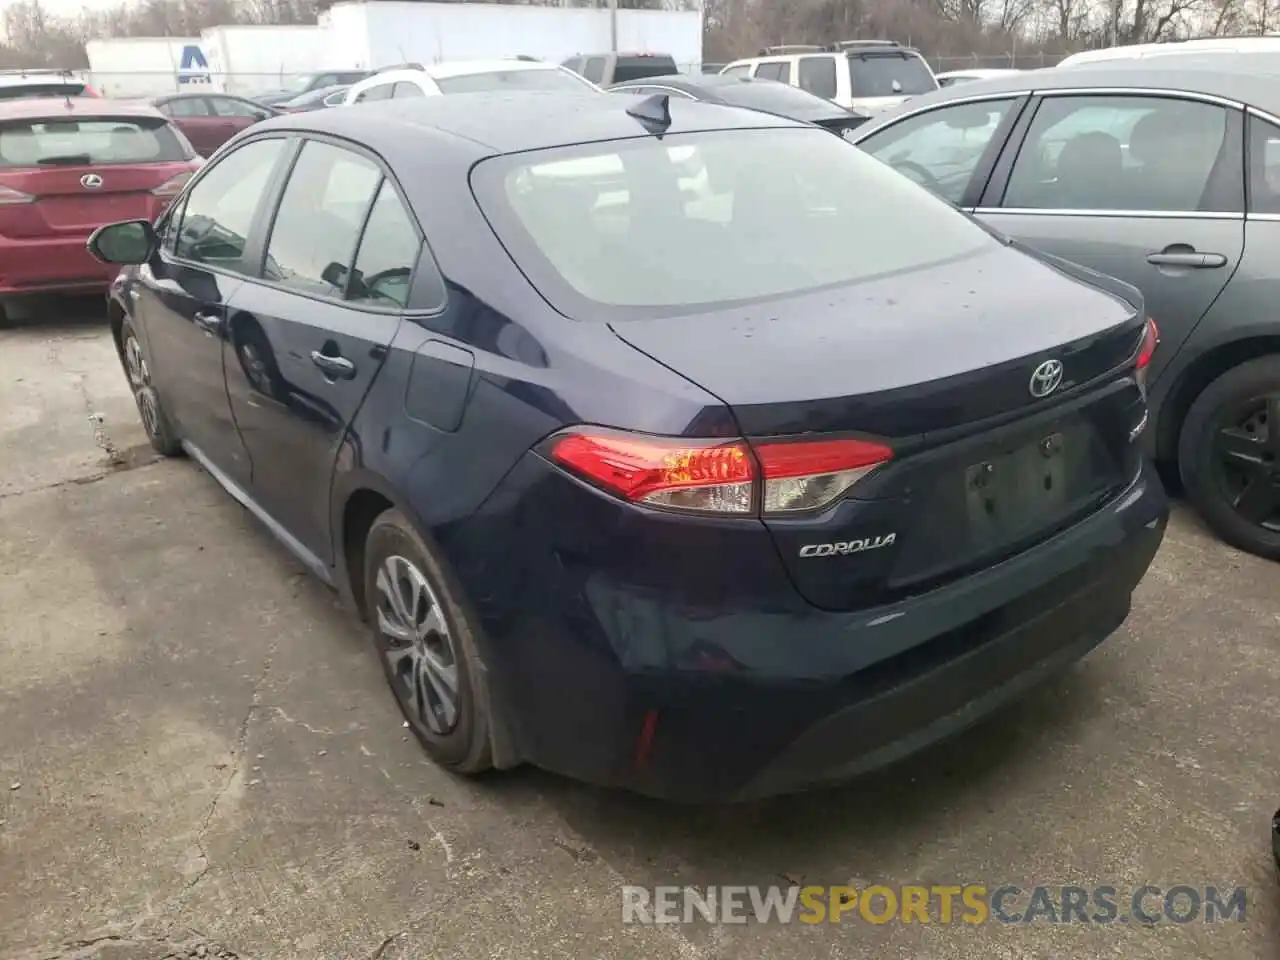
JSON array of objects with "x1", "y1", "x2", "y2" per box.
[
  {"x1": 82, "y1": 84, "x2": 101, "y2": 97},
  {"x1": 546, "y1": 428, "x2": 892, "y2": 516},
  {"x1": 0, "y1": 185, "x2": 33, "y2": 205},
  {"x1": 1135, "y1": 316, "x2": 1159, "y2": 394},
  {"x1": 152, "y1": 171, "x2": 194, "y2": 198}
]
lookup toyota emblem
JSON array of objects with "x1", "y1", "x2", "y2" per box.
[
  {"x1": 80, "y1": 174, "x2": 103, "y2": 189},
  {"x1": 1029, "y1": 359, "x2": 1064, "y2": 398}
]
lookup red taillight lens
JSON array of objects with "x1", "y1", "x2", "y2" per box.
[
  {"x1": 152, "y1": 171, "x2": 194, "y2": 198},
  {"x1": 547, "y1": 429, "x2": 893, "y2": 516},
  {"x1": 82, "y1": 84, "x2": 101, "y2": 97},
  {"x1": 756, "y1": 437, "x2": 894, "y2": 513},
  {"x1": 550, "y1": 431, "x2": 754, "y2": 513},
  {"x1": 1136, "y1": 316, "x2": 1158, "y2": 370},
  {"x1": 0, "y1": 185, "x2": 33, "y2": 205}
]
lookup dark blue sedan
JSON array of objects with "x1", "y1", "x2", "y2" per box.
[{"x1": 88, "y1": 91, "x2": 1168, "y2": 801}]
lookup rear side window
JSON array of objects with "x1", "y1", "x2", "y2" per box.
[
  {"x1": 848, "y1": 54, "x2": 937, "y2": 97},
  {"x1": 174, "y1": 137, "x2": 285, "y2": 268},
  {"x1": 434, "y1": 69, "x2": 589, "y2": 94},
  {"x1": 612, "y1": 57, "x2": 678, "y2": 84},
  {"x1": 263, "y1": 141, "x2": 381, "y2": 298},
  {"x1": 797, "y1": 57, "x2": 837, "y2": 99},
  {"x1": 1249, "y1": 116, "x2": 1280, "y2": 214},
  {"x1": 0, "y1": 116, "x2": 190, "y2": 167},
  {"x1": 582, "y1": 57, "x2": 607, "y2": 84},
  {"x1": 472, "y1": 127, "x2": 996, "y2": 318},
  {"x1": 348, "y1": 181, "x2": 425, "y2": 309},
  {"x1": 393, "y1": 82, "x2": 426, "y2": 98}
]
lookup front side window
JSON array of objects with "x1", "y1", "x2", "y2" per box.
[
  {"x1": 173, "y1": 137, "x2": 285, "y2": 268},
  {"x1": 473, "y1": 127, "x2": 998, "y2": 317},
  {"x1": 755, "y1": 61, "x2": 789, "y2": 83},
  {"x1": 797, "y1": 56, "x2": 837, "y2": 99},
  {"x1": 347, "y1": 181, "x2": 425, "y2": 309},
  {"x1": 858, "y1": 98, "x2": 1017, "y2": 204},
  {"x1": 211, "y1": 97, "x2": 261, "y2": 118},
  {"x1": 393, "y1": 82, "x2": 426, "y2": 98},
  {"x1": 721, "y1": 64, "x2": 750, "y2": 78},
  {"x1": 262, "y1": 141, "x2": 381, "y2": 298},
  {"x1": 0, "y1": 115, "x2": 191, "y2": 167},
  {"x1": 848, "y1": 54, "x2": 937, "y2": 97},
  {"x1": 1248, "y1": 115, "x2": 1280, "y2": 214},
  {"x1": 356, "y1": 83, "x2": 394, "y2": 103},
  {"x1": 1003, "y1": 95, "x2": 1232, "y2": 212}
]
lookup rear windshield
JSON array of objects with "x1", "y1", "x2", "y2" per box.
[
  {"x1": 471, "y1": 127, "x2": 995, "y2": 319},
  {"x1": 0, "y1": 82, "x2": 87, "y2": 101},
  {"x1": 434, "y1": 69, "x2": 591, "y2": 94},
  {"x1": 0, "y1": 117, "x2": 190, "y2": 167},
  {"x1": 848, "y1": 54, "x2": 937, "y2": 97},
  {"x1": 715, "y1": 80, "x2": 847, "y2": 117},
  {"x1": 613, "y1": 57, "x2": 678, "y2": 83}
]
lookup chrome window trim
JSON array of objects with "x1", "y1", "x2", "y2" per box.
[
  {"x1": 614, "y1": 84, "x2": 697, "y2": 100},
  {"x1": 975, "y1": 207, "x2": 1244, "y2": 220}
]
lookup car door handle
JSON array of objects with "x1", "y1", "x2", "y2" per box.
[
  {"x1": 192, "y1": 310, "x2": 223, "y2": 335},
  {"x1": 310, "y1": 351, "x2": 356, "y2": 380},
  {"x1": 1145, "y1": 251, "x2": 1228, "y2": 268}
]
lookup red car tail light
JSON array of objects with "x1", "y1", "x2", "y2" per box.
[
  {"x1": 0, "y1": 185, "x2": 33, "y2": 205},
  {"x1": 152, "y1": 171, "x2": 194, "y2": 198},
  {"x1": 547, "y1": 428, "x2": 893, "y2": 516},
  {"x1": 1136, "y1": 316, "x2": 1158, "y2": 370}
]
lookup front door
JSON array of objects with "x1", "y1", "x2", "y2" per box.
[
  {"x1": 139, "y1": 136, "x2": 290, "y2": 488},
  {"x1": 224, "y1": 139, "x2": 418, "y2": 564},
  {"x1": 977, "y1": 92, "x2": 1245, "y2": 385}
]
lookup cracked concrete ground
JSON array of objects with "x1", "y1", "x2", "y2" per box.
[{"x1": 1, "y1": 298, "x2": 1279, "y2": 960}]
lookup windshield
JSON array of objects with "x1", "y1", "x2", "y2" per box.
[
  {"x1": 612, "y1": 57, "x2": 678, "y2": 83},
  {"x1": 472, "y1": 127, "x2": 995, "y2": 318},
  {"x1": 435, "y1": 69, "x2": 592, "y2": 94},
  {"x1": 848, "y1": 54, "x2": 937, "y2": 97},
  {"x1": 0, "y1": 117, "x2": 189, "y2": 166}
]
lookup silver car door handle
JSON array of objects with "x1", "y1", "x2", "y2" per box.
[
  {"x1": 192, "y1": 310, "x2": 224, "y2": 335},
  {"x1": 310, "y1": 352, "x2": 356, "y2": 380},
  {"x1": 1146, "y1": 251, "x2": 1228, "y2": 268}
]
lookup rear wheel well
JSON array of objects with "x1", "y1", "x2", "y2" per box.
[
  {"x1": 342, "y1": 489, "x2": 394, "y2": 620},
  {"x1": 1157, "y1": 336, "x2": 1280, "y2": 467}
]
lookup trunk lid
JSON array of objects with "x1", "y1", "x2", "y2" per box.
[
  {"x1": 610, "y1": 242, "x2": 1148, "y2": 611},
  {"x1": 0, "y1": 113, "x2": 192, "y2": 240}
]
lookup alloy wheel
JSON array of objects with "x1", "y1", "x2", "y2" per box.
[
  {"x1": 1212, "y1": 394, "x2": 1280, "y2": 533},
  {"x1": 374, "y1": 554, "x2": 460, "y2": 736},
  {"x1": 123, "y1": 334, "x2": 161, "y2": 439}
]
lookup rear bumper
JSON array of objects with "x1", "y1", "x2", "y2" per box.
[
  {"x1": 441, "y1": 455, "x2": 1168, "y2": 802},
  {"x1": 0, "y1": 235, "x2": 119, "y2": 295}
]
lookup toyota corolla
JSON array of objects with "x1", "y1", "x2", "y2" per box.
[{"x1": 87, "y1": 91, "x2": 1168, "y2": 801}]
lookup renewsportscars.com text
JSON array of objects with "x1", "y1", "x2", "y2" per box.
[{"x1": 621, "y1": 884, "x2": 1248, "y2": 925}]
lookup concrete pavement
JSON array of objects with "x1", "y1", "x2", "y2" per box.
[{"x1": 1, "y1": 299, "x2": 1278, "y2": 959}]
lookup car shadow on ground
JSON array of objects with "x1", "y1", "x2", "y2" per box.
[{"x1": 2, "y1": 295, "x2": 109, "y2": 333}]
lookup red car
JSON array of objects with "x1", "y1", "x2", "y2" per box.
[
  {"x1": 0, "y1": 98, "x2": 200, "y2": 303},
  {"x1": 151, "y1": 92, "x2": 278, "y2": 157}
]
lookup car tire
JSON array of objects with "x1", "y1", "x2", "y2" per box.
[
  {"x1": 1178, "y1": 356, "x2": 1280, "y2": 560},
  {"x1": 120, "y1": 318, "x2": 182, "y2": 457},
  {"x1": 363, "y1": 508, "x2": 494, "y2": 774}
]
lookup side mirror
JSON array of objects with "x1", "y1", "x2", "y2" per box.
[{"x1": 87, "y1": 219, "x2": 157, "y2": 265}]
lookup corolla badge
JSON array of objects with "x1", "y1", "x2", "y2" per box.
[
  {"x1": 1029, "y1": 359, "x2": 1064, "y2": 398},
  {"x1": 80, "y1": 174, "x2": 103, "y2": 189}
]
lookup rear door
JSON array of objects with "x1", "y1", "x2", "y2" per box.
[
  {"x1": 224, "y1": 138, "x2": 419, "y2": 563},
  {"x1": 208, "y1": 96, "x2": 269, "y2": 149},
  {"x1": 977, "y1": 91, "x2": 1246, "y2": 382},
  {"x1": 135, "y1": 135, "x2": 291, "y2": 489}
]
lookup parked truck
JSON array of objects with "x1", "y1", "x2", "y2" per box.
[
  {"x1": 199, "y1": 25, "x2": 327, "y2": 96},
  {"x1": 84, "y1": 37, "x2": 213, "y2": 98}
]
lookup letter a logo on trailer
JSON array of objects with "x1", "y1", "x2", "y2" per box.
[{"x1": 178, "y1": 44, "x2": 211, "y2": 86}]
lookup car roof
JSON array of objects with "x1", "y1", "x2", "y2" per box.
[
  {"x1": 863, "y1": 55, "x2": 1280, "y2": 122},
  {"x1": 420, "y1": 59, "x2": 567, "y2": 79},
  {"x1": 0, "y1": 97, "x2": 164, "y2": 120},
  {"x1": 255, "y1": 89, "x2": 802, "y2": 156}
]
